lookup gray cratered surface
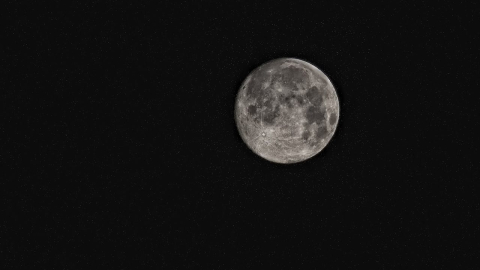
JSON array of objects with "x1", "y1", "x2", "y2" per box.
[{"x1": 235, "y1": 58, "x2": 340, "y2": 164}]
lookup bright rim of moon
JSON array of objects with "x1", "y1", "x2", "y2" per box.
[{"x1": 235, "y1": 58, "x2": 340, "y2": 164}]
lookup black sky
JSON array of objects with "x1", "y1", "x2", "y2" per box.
[{"x1": 3, "y1": 1, "x2": 480, "y2": 268}]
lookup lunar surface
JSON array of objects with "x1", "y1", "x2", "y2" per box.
[{"x1": 235, "y1": 58, "x2": 340, "y2": 164}]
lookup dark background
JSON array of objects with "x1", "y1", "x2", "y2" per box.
[{"x1": 2, "y1": 0, "x2": 479, "y2": 268}]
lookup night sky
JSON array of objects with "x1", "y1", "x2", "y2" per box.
[{"x1": 3, "y1": 1, "x2": 479, "y2": 268}]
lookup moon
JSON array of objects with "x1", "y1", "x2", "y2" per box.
[{"x1": 235, "y1": 58, "x2": 340, "y2": 164}]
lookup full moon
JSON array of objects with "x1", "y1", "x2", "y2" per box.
[{"x1": 235, "y1": 58, "x2": 340, "y2": 164}]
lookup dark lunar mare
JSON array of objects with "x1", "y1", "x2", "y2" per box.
[
  {"x1": 306, "y1": 86, "x2": 323, "y2": 107},
  {"x1": 305, "y1": 106, "x2": 325, "y2": 125},
  {"x1": 302, "y1": 129, "x2": 311, "y2": 140},
  {"x1": 304, "y1": 85, "x2": 328, "y2": 130},
  {"x1": 247, "y1": 104, "x2": 257, "y2": 116},
  {"x1": 263, "y1": 103, "x2": 281, "y2": 125},
  {"x1": 329, "y1": 112, "x2": 337, "y2": 125},
  {"x1": 316, "y1": 125, "x2": 328, "y2": 140}
]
